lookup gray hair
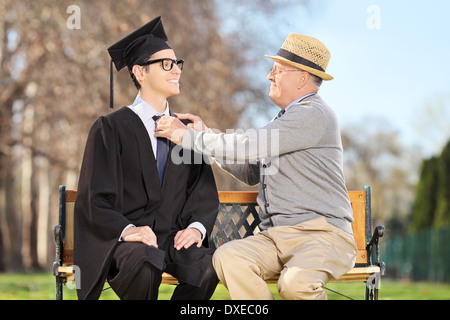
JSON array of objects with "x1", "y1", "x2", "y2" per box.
[{"x1": 309, "y1": 73, "x2": 323, "y2": 87}]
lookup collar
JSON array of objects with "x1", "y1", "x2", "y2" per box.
[
  {"x1": 128, "y1": 95, "x2": 170, "y2": 121},
  {"x1": 284, "y1": 92, "x2": 317, "y2": 112}
]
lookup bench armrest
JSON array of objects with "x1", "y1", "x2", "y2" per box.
[
  {"x1": 366, "y1": 225, "x2": 386, "y2": 275},
  {"x1": 367, "y1": 225, "x2": 384, "y2": 247}
]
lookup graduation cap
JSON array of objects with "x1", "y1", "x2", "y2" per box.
[{"x1": 107, "y1": 16, "x2": 171, "y2": 108}]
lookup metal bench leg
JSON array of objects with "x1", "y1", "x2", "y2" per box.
[
  {"x1": 365, "y1": 272, "x2": 380, "y2": 300},
  {"x1": 53, "y1": 224, "x2": 63, "y2": 300},
  {"x1": 56, "y1": 274, "x2": 63, "y2": 300}
]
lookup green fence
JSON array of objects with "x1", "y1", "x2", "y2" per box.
[{"x1": 382, "y1": 225, "x2": 450, "y2": 283}]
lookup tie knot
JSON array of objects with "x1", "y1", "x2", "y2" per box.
[
  {"x1": 152, "y1": 114, "x2": 163, "y2": 122},
  {"x1": 275, "y1": 109, "x2": 285, "y2": 120}
]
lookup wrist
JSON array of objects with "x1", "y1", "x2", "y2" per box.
[
  {"x1": 173, "y1": 127, "x2": 188, "y2": 145},
  {"x1": 190, "y1": 227, "x2": 202, "y2": 239},
  {"x1": 120, "y1": 224, "x2": 136, "y2": 241}
]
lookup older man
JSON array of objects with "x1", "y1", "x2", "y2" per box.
[{"x1": 156, "y1": 33, "x2": 357, "y2": 300}]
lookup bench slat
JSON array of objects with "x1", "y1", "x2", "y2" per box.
[{"x1": 60, "y1": 267, "x2": 381, "y2": 286}]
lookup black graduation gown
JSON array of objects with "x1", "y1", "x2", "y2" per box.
[{"x1": 73, "y1": 106, "x2": 219, "y2": 300}]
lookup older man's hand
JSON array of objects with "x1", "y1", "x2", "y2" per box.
[
  {"x1": 155, "y1": 115, "x2": 188, "y2": 145},
  {"x1": 175, "y1": 113, "x2": 209, "y2": 132}
]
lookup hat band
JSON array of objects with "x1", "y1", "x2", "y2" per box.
[{"x1": 277, "y1": 48, "x2": 325, "y2": 72}]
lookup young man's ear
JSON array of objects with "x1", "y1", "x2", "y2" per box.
[{"x1": 132, "y1": 65, "x2": 146, "y2": 83}]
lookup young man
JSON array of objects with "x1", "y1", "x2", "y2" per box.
[
  {"x1": 155, "y1": 33, "x2": 357, "y2": 300},
  {"x1": 73, "y1": 17, "x2": 219, "y2": 300}
]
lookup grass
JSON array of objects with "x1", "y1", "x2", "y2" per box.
[{"x1": 0, "y1": 273, "x2": 449, "y2": 300}]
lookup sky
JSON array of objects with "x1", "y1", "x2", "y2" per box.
[{"x1": 230, "y1": 0, "x2": 450, "y2": 158}]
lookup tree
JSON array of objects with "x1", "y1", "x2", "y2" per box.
[
  {"x1": 434, "y1": 141, "x2": 450, "y2": 227},
  {"x1": 410, "y1": 157, "x2": 439, "y2": 231},
  {"x1": 413, "y1": 95, "x2": 450, "y2": 157},
  {"x1": 341, "y1": 118, "x2": 418, "y2": 230},
  {"x1": 0, "y1": 0, "x2": 308, "y2": 271},
  {"x1": 410, "y1": 140, "x2": 450, "y2": 231}
]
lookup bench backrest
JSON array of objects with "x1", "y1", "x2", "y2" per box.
[{"x1": 58, "y1": 186, "x2": 371, "y2": 265}]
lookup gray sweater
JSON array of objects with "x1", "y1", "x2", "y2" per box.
[{"x1": 181, "y1": 94, "x2": 353, "y2": 234}]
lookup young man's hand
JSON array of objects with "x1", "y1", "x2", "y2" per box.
[
  {"x1": 174, "y1": 228, "x2": 202, "y2": 250},
  {"x1": 121, "y1": 226, "x2": 158, "y2": 248}
]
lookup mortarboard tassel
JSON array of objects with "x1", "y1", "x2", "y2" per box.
[{"x1": 110, "y1": 59, "x2": 114, "y2": 108}]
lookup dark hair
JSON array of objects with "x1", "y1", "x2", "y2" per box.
[{"x1": 128, "y1": 55, "x2": 151, "y2": 90}]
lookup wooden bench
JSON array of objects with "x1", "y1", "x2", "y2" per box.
[{"x1": 53, "y1": 185, "x2": 385, "y2": 300}]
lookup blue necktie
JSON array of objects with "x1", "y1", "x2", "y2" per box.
[
  {"x1": 152, "y1": 115, "x2": 169, "y2": 185},
  {"x1": 274, "y1": 109, "x2": 285, "y2": 120}
]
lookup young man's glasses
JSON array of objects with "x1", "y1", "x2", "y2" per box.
[{"x1": 140, "y1": 58, "x2": 184, "y2": 71}]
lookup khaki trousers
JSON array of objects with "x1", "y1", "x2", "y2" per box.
[{"x1": 212, "y1": 217, "x2": 357, "y2": 300}]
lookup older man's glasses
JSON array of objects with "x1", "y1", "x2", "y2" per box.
[
  {"x1": 140, "y1": 58, "x2": 184, "y2": 71},
  {"x1": 269, "y1": 68, "x2": 304, "y2": 77}
]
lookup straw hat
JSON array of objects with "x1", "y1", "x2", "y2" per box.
[{"x1": 266, "y1": 33, "x2": 333, "y2": 80}]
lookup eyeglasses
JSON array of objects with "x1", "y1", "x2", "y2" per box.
[
  {"x1": 140, "y1": 58, "x2": 184, "y2": 71},
  {"x1": 269, "y1": 68, "x2": 304, "y2": 77}
]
